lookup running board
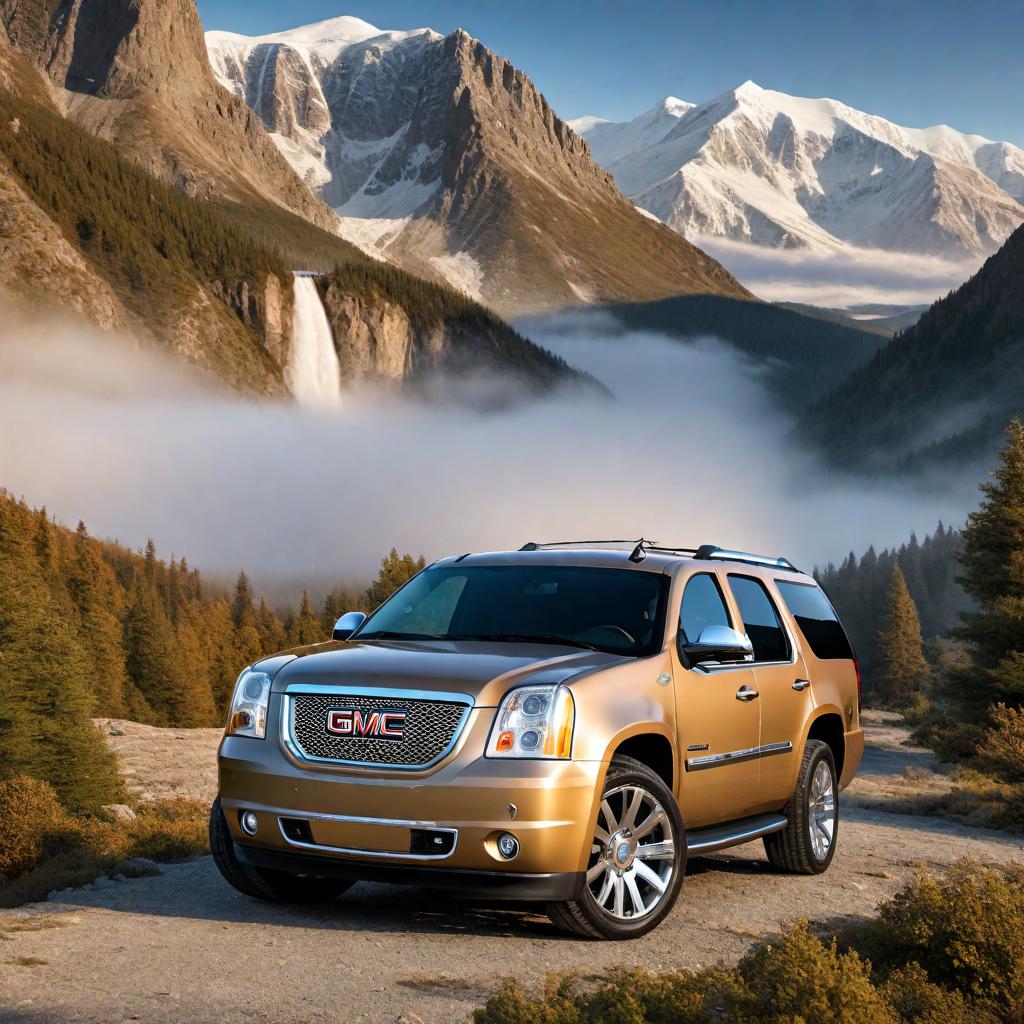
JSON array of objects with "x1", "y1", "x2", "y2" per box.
[{"x1": 686, "y1": 813, "x2": 788, "y2": 855}]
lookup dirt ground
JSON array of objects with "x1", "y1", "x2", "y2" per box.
[{"x1": 1, "y1": 714, "x2": 1020, "y2": 1024}]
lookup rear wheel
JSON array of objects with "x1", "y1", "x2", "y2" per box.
[
  {"x1": 763, "y1": 740, "x2": 838, "y2": 874},
  {"x1": 546, "y1": 755, "x2": 685, "y2": 939},
  {"x1": 209, "y1": 798, "x2": 354, "y2": 903}
]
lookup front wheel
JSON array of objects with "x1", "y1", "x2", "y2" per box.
[
  {"x1": 209, "y1": 798, "x2": 354, "y2": 903},
  {"x1": 763, "y1": 739, "x2": 838, "y2": 874},
  {"x1": 546, "y1": 755, "x2": 685, "y2": 939}
]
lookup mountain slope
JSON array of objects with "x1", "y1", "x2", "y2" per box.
[
  {"x1": 601, "y1": 294, "x2": 887, "y2": 401},
  {"x1": 0, "y1": 82, "x2": 588, "y2": 398},
  {"x1": 799, "y1": 223, "x2": 1024, "y2": 469},
  {"x1": 206, "y1": 18, "x2": 750, "y2": 314},
  {"x1": 574, "y1": 82, "x2": 1024, "y2": 261},
  {"x1": 0, "y1": 0, "x2": 336, "y2": 230}
]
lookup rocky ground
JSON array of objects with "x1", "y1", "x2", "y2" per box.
[{"x1": 1, "y1": 713, "x2": 1019, "y2": 1024}]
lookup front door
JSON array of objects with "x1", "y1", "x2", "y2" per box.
[{"x1": 672, "y1": 571, "x2": 760, "y2": 829}]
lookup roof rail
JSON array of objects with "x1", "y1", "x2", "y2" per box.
[
  {"x1": 519, "y1": 539, "x2": 699, "y2": 564},
  {"x1": 517, "y1": 540, "x2": 800, "y2": 572},
  {"x1": 694, "y1": 544, "x2": 799, "y2": 572}
]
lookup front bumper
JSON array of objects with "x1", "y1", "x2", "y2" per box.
[
  {"x1": 234, "y1": 843, "x2": 584, "y2": 900},
  {"x1": 218, "y1": 706, "x2": 603, "y2": 877}
]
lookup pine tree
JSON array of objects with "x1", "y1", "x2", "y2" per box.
[
  {"x1": 255, "y1": 597, "x2": 287, "y2": 653},
  {"x1": 122, "y1": 570, "x2": 181, "y2": 725},
  {"x1": 289, "y1": 591, "x2": 323, "y2": 647},
  {"x1": 947, "y1": 419, "x2": 1024, "y2": 724},
  {"x1": 364, "y1": 549, "x2": 426, "y2": 609},
  {"x1": 230, "y1": 572, "x2": 262, "y2": 665},
  {"x1": 0, "y1": 502, "x2": 123, "y2": 811},
  {"x1": 877, "y1": 565, "x2": 933, "y2": 707},
  {"x1": 67, "y1": 523, "x2": 129, "y2": 718}
]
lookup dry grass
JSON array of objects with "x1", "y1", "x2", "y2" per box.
[
  {"x1": 6, "y1": 955, "x2": 49, "y2": 967},
  {"x1": 399, "y1": 975, "x2": 487, "y2": 993},
  {"x1": 0, "y1": 777, "x2": 209, "y2": 907}
]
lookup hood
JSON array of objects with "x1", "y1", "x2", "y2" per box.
[{"x1": 266, "y1": 639, "x2": 626, "y2": 707}]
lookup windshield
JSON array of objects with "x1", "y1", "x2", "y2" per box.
[{"x1": 357, "y1": 564, "x2": 669, "y2": 657}]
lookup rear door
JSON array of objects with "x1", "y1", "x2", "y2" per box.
[
  {"x1": 671, "y1": 571, "x2": 760, "y2": 829},
  {"x1": 725, "y1": 573, "x2": 808, "y2": 809}
]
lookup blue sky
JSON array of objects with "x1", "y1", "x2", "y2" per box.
[{"x1": 197, "y1": 1, "x2": 1024, "y2": 146}]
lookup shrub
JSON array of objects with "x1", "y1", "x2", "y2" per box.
[
  {"x1": 0, "y1": 775, "x2": 68, "y2": 879},
  {"x1": 729, "y1": 920, "x2": 895, "y2": 1024},
  {"x1": 854, "y1": 860, "x2": 1024, "y2": 1005},
  {"x1": 880, "y1": 964, "x2": 981, "y2": 1024},
  {"x1": 0, "y1": 796, "x2": 209, "y2": 906},
  {"x1": 977, "y1": 704, "x2": 1024, "y2": 783}
]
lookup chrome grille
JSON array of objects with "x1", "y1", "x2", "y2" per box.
[{"x1": 287, "y1": 692, "x2": 471, "y2": 768}]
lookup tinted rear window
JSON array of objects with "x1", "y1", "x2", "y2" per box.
[{"x1": 775, "y1": 581, "x2": 854, "y2": 661}]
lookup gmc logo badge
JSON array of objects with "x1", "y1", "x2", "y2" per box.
[{"x1": 326, "y1": 708, "x2": 407, "y2": 741}]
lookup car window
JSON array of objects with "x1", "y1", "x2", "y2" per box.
[
  {"x1": 679, "y1": 573, "x2": 731, "y2": 644},
  {"x1": 775, "y1": 581, "x2": 854, "y2": 660},
  {"x1": 727, "y1": 575, "x2": 790, "y2": 663}
]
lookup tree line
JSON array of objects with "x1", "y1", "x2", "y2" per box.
[
  {"x1": 820, "y1": 421, "x2": 1024, "y2": 812},
  {"x1": 0, "y1": 487, "x2": 422, "y2": 811}
]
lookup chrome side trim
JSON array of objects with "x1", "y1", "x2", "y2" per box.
[
  {"x1": 685, "y1": 740, "x2": 793, "y2": 772},
  {"x1": 280, "y1": 687, "x2": 474, "y2": 772},
  {"x1": 276, "y1": 813, "x2": 459, "y2": 861},
  {"x1": 686, "y1": 812, "x2": 788, "y2": 854}
]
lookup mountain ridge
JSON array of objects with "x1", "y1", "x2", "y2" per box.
[
  {"x1": 206, "y1": 17, "x2": 751, "y2": 314},
  {"x1": 574, "y1": 81, "x2": 1024, "y2": 261}
]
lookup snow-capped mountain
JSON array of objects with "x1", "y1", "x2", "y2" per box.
[
  {"x1": 206, "y1": 17, "x2": 747, "y2": 313},
  {"x1": 573, "y1": 82, "x2": 1024, "y2": 259}
]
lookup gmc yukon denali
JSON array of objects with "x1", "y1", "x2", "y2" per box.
[{"x1": 210, "y1": 541, "x2": 864, "y2": 939}]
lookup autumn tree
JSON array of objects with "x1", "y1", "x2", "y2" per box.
[
  {"x1": 877, "y1": 565, "x2": 932, "y2": 707},
  {"x1": 364, "y1": 549, "x2": 426, "y2": 609}
]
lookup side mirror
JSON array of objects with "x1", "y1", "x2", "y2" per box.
[
  {"x1": 681, "y1": 625, "x2": 753, "y2": 667},
  {"x1": 332, "y1": 611, "x2": 366, "y2": 641}
]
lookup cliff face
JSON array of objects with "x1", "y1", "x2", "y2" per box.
[
  {"x1": 1, "y1": 0, "x2": 337, "y2": 227},
  {"x1": 208, "y1": 20, "x2": 750, "y2": 314}
]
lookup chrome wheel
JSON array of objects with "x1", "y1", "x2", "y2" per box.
[
  {"x1": 586, "y1": 784, "x2": 675, "y2": 920},
  {"x1": 808, "y1": 759, "x2": 836, "y2": 861}
]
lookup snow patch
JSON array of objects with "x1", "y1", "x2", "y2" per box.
[{"x1": 429, "y1": 253, "x2": 484, "y2": 302}]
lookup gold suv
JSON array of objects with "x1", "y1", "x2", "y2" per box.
[{"x1": 210, "y1": 541, "x2": 863, "y2": 939}]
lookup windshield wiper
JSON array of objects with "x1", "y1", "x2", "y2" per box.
[
  {"x1": 356, "y1": 630, "x2": 445, "y2": 642},
  {"x1": 468, "y1": 633, "x2": 602, "y2": 652}
]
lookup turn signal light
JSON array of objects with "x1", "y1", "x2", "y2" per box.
[{"x1": 496, "y1": 731, "x2": 515, "y2": 752}]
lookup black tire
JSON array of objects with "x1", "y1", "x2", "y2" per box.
[
  {"x1": 763, "y1": 740, "x2": 838, "y2": 874},
  {"x1": 209, "y1": 798, "x2": 354, "y2": 903},
  {"x1": 546, "y1": 755, "x2": 686, "y2": 940}
]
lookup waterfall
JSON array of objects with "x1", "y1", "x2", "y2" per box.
[{"x1": 287, "y1": 275, "x2": 342, "y2": 407}]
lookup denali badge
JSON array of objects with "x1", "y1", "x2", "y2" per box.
[{"x1": 326, "y1": 708, "x2": 407, "y2": 740}]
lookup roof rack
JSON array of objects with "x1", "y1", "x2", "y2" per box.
[
  {"x1": 694, "y1": 544, "x2": 800, "y2": 572},
  {"x1": 518, "y1": 539, "x2": 800, "y2": 572},
  {"x1": 519, "y1": 538, "x2": 699, "y2": 564}
]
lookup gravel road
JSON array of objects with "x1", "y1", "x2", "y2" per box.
[{"x1": 2, "y1": 717, "x2": 1021, "y2": 1024}]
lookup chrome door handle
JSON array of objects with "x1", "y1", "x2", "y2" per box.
[
  {"x1": 792, "y1": 679, "x2": 810, "y2": 691},
  {"x1": 735, "y1": 686, "x2": 759, "y2": 702}
]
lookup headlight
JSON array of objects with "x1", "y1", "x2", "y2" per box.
[
  {"x1": 226, "y1": 670, "x2": 272, "y2": 739},
  {"x1": 485, "y1": 684, "x2": 575, "y2": 759}
]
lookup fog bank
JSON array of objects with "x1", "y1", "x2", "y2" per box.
[
  {"x1": 0, "y1": 312, "x2": 980, "y2": 590},
  {"x1": 694, "y1": 236, "x2": 982, "y2": 308}
]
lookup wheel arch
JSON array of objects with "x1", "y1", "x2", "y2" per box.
[
  {"x1": 601, "y1": 723, "x2": 677, "y2": 793},
  {"x1": 805, "y1": 710, "x2": 846, "y2": 779}
]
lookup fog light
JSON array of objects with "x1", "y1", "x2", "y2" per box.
[
  {"x1": 240, "y1": 811, "x2": 259, "y2": 836},
  {"x1": 497, "y1": 832, "x2": 519, "y2": 860}
]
